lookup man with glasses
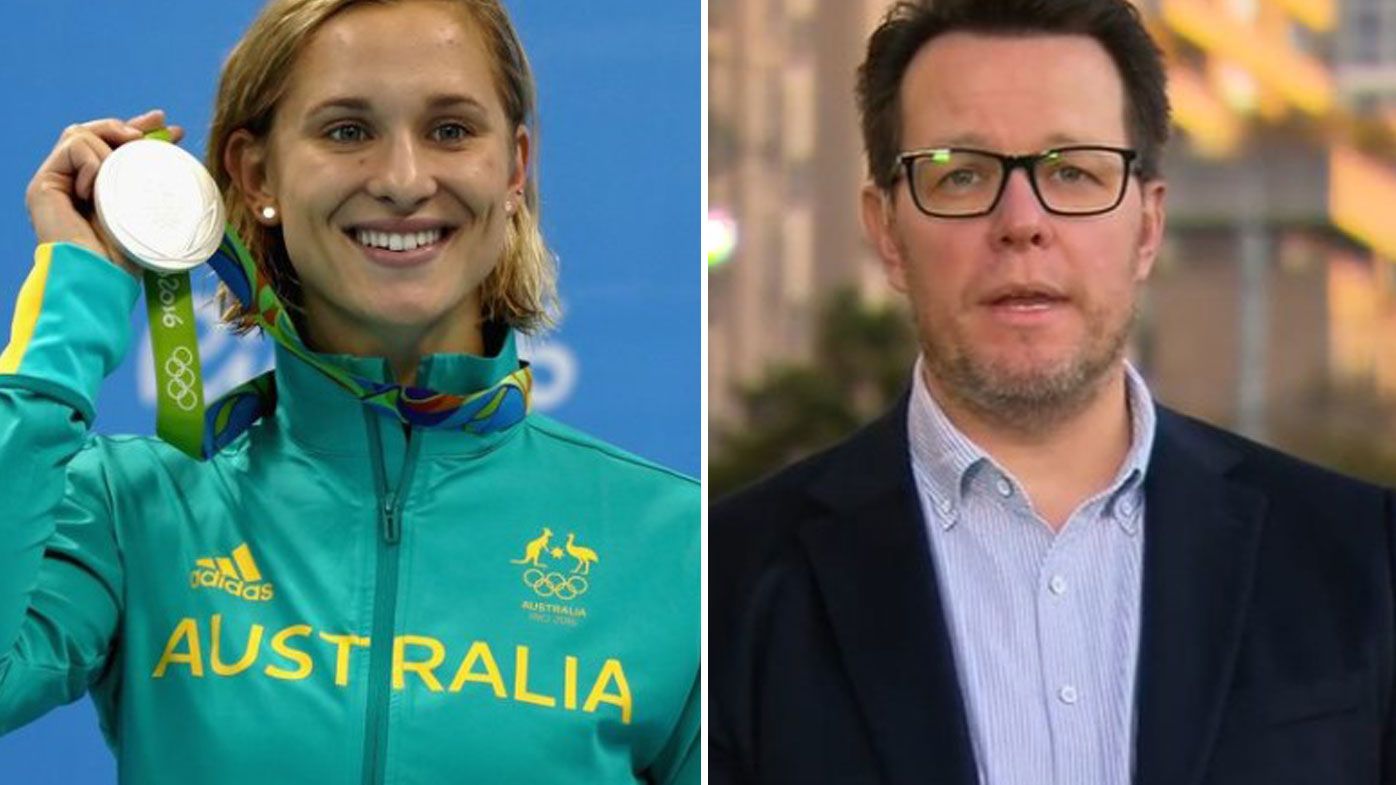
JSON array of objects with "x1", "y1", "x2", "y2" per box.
[{"x1": 711, "y1": 0, "x2": 1396, "y2": 783}]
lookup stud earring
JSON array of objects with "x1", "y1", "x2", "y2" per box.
[{"x1": 260, "y1": 205, "x2": 277, "y2": 221}]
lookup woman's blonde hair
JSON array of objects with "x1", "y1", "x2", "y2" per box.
[{"x1": 207, "y1": 0, "x2": 558, "y2": 335}]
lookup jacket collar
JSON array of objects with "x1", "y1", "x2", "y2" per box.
[
  {"x1": 271, "y1": 324, "x2": 528, "y2": 457},
  {"x1": 795, "y1": 398, "x2": 1267, "y2": 785},
  {"x1": 799, "y1": 394, "x2": 980, "y2": 785}
]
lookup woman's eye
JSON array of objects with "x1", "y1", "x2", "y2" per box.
[
  {"x1": 326, "y1": 123, "x2": 369, "y2": 143},
  {"x1": 432, "y1": 123, "x2": 474, "y2": 142}
]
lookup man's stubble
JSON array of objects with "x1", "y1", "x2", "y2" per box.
[{"x1": 911, "y1": 247, "x2": 1142, "y2": 435}]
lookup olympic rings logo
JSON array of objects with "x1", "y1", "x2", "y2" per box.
[
  {"x1": 522, "y1": 569, "x2": 589, "y2": 600},
  {"x1": 162, "y1": 346, "x2": 200, "y2": 412}
]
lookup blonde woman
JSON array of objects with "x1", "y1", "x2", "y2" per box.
[{"x1": 1, "y1": 1, "x2": 697, "y2": 782}]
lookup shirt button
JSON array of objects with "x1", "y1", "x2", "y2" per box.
[
  {"x1": 1059, "y1": 685, "x2": 1078, "y2": 705},
  {"x1": 1049, "y1": 575, "x2": 1068, "y2": 595},
  {"x1": 937, "y1": 498, "x2": 953, "y2": 514},
  {"x1": 1118, "y1": 498, "x2": 1135, "y2": 517},
  {"x1": 995, "y1": 476, "x2": 1013, "y2": 497}
]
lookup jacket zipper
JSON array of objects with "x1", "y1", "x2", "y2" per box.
[
  {"x1": 381, "y1": 493, "x2": 401, "y2": 544},
  {"x1": 361, "y1": 413, "x2": 421, "y2": 785}
]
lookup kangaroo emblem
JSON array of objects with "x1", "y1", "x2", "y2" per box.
[
  {"x1": 510, "y1": 528, "x2": 553, "y2": 567},
  {"x1": 565, "y1": 533, "x2": 599, "y2": 575}
]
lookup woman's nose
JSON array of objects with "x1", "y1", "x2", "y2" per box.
[{"x1": 365, "y1": 133, "x2": 436, "y2": 209}]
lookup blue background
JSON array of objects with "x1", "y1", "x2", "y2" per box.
[{"x1": 0, "y1": 1, "x2": 698, "y2": 780}]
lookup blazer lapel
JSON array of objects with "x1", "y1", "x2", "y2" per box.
[
  {"x1": 1134, "y1": 409, "x2": 1268, "y2": 785},
  {"x1": 798, "y1": 399, "x2": 979, "y2": 785}
]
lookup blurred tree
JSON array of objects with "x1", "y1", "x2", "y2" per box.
[
  {"x1": 1284, "y1": 433, "x2": 1396, "y2": 488},
  {"x1": 1270, "y1": 384, "x2": 1396, "y2": 488},
  {"x1": 711, "y1": 288, "x2": 916, "y2": 497}
]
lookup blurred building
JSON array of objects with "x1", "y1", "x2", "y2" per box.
[
  {"x1": 710, "y1": 0, "x2": 1396, "y2": 449},
  {"x1": 1140, "y1": 0, "x2": 1396, "y2": 439},
  {"x1": 708, "y1": 0, "x2": 887, "y2": 417},
  {"x1": 1337, "y1": 0, "x2": 1396, "y2": 112}
]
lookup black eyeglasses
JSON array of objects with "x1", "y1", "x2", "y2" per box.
[{"x1": 893, "y1": 145, "x2": 1140, "y2": 218}]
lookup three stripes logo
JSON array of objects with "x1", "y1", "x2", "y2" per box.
[{"x1": 189, "y1": 543, "x2": 275, "y2": 602}]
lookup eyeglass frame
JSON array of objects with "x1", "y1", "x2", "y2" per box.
[{"x1": 891, "y1": 144, "x2": 1141, "y2": 218}]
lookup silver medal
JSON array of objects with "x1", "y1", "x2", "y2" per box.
[{"x1": 94, "y1": 139, "x2": 225, "y2": 273}]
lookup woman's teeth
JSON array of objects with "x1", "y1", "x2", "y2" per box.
[{"x1": 354, "y1": 228, "x2": 443, "y2": 251}]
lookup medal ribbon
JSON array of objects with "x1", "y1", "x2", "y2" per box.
[{"x1": 140, "y1": 138, "x2": 532, "y2": 459}]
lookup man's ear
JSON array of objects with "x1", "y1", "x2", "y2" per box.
[
  {"x1": 861, "y1": 182, "x2": 910, "y2": 293},
  {"x1": 224, "y1": 129, "x2": 278, "y2": 223},
  {"x1": 1134, "y1": 178, "x2": 1167, "y2": 282}
]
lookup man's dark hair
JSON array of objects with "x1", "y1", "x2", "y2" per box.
[{"x1": 856, "y1": 0, "x2": 1171, "y2": 190}]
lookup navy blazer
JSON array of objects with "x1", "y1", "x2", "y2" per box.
[{"x1": 711, "y1": 397, "x2": 1396, "y2": 785}]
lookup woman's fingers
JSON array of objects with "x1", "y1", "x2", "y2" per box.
[
  {"x1": 68, "y1": 134, "x2": 114, "y2": 203},
  {"x1": 63, "y1": 110, "x2": 179, "y2": 149},
  {"x1": 63, "y1": 118, "x2": 142, "y2": 148},
  {"x1": 124, "y1": 109, "x2": 182, "y2": 140},
  {"x1": 125, "y1": 108, "x2": 164, "y2": 125}
]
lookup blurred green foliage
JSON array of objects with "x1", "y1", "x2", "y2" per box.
[
  {"x1": 1271, "y1": 388, "x2": 1396, "y2": 489},
  {"x1": 710, "y1": 289, "x2": 915, "y2": 497}
]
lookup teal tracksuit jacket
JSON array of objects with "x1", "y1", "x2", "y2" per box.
[{"x1": 0, "y1": 243, "x2": 699, "y2": 784}]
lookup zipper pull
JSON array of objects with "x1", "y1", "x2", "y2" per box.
[{"x1": 381, "y1": 493, "x2": 401, "y2": 544}]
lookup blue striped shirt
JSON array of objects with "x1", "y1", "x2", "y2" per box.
[{"x1": 906, "y1": 359, "x2": 1156, "y2": 785}]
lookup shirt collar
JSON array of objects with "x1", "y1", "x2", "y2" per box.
[
  {"x1": 272, "y1": 323, "x2": 528, "y2": 457},
  {"x1": 906, "y1": 357, "x2": 1156, "y2": 533}
]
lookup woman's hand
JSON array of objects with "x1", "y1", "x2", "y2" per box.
[{"x1": 24, "y1": 109, "x2": 186, "y2": 277}]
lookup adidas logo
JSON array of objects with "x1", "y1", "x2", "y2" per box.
[{"x1": 189, "y1": 543, "x2": 275, "y2": 602}]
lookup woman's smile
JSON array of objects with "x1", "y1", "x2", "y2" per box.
[{"x1": 343, "y1": 218, "x2": 459, "y2": 269}]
